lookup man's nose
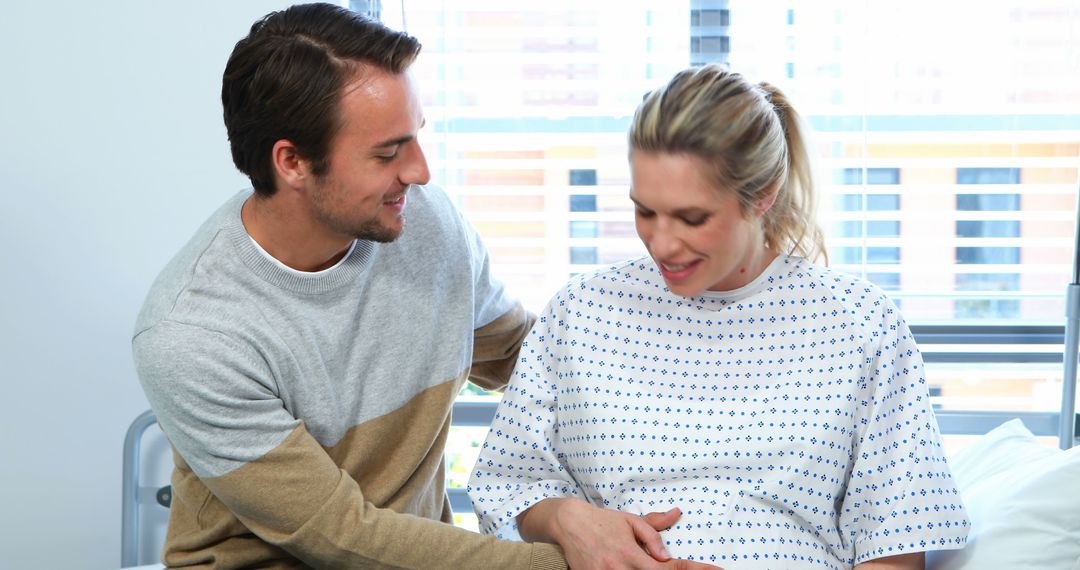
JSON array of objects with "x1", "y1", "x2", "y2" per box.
[{"x1": 402, "y1": 140, "x2": 430, "y2": 186}]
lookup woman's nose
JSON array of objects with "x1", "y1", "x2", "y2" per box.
[{"x1": 648, "y1": 229, "x2": 682, "y2": 259}]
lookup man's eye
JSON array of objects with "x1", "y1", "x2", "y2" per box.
[
  {"x1": 636, "y1": 209, "x2": 655, "y2": 218},
  {"x1": 376, "y1": 153, "x2": 398, "y2": 162}
]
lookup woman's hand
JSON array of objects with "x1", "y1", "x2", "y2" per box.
[{"x1": 517, "y1": 498, "x2": 724, "y2": 569}]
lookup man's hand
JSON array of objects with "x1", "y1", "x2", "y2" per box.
[
  {"x1": 641, "y1": 508, "x2": 725, "y2": 569},
  {"x1": 517, "y1": 498, "x2": 724, "y2": 570}
]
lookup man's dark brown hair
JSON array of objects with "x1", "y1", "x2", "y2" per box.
[{"x1": 222, "y1": 2, "x2": 421, "y2": 195}]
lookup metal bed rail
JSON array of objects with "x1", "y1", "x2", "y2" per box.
[{"x1": 121, "y1": 410, "x2": 162, "y2": 568}]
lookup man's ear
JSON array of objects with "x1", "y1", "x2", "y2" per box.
[
  {"x1": 271, "y1": 139, "x2": 309, "y2": 191},
  {"x1": 755, "y1": 183, "x2": 781, "y2": 217}
]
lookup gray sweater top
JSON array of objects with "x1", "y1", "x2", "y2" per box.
[{"x1": 131, "y1": 185, "x2": 565, "y2": 570}]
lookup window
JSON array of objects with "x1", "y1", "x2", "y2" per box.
[
  {"x1": 955, "y1": 274, "x2": 1021, "y2": 318},
  {"x1": 953, "y1": 298, "x2": 1021, "y2": 318},
  {"x1": 383, "y1": 0, "x2": 1080, "y2": 525},
  {"x1": 838, "y1": 167, "x2": 900, "y2": 185},
  {"x1": 834, "y1": 220, "x2": 900, "y2": 238},
  {"x1": 569, "y1": 247, "x2": 598, "y2": 265},
  {"x1": 956, "y1": 247, "x2": 1020, "y2": 264},
  {"x1": 569, "y1": 221, "x2": 599, "y2": 238},
  {"x1": 569, "y1": 170, "x2": 598, "y2": 214},
  {"x1": 957, "y1": 167, "x2": 1021, "y2": 185},
  {"x1": 568, "y1": 195, "x2": 597, "y2": 212},
  {"x1": 867, "y1": 272, "x2": 901, "y2": 290},
  {"x1": 831, "y1": 246, "x2": 901, "y2": 265},
  {"x1": 569, "y1": 168, "x2": 597, "y2": 186},
  {"x1": 953, "y1": 177, "x2": 1023, "y2": 317},
  {"x1": 691, "y1": 1, "x2": 730, "y2": 65},
  {"x1": 691, "y1": 9, "x2": 729, "y2": 27},
  {"x1": 832, "y1": 193, "x2": 900, "y2": 211},
  {"x1": 691, "y1": 35, "x2": 730, "y2": 55},
  {"x1": 956, "y1": 220, "x2": 1020, "y2": 238},
  {"x1": 957, "y1": 194, "x2": 1021, "y2": 211},
  {"x1": 956, "y1": 274, "x2": 1021, "y2": 292},
  {"x1": 867, "y1": 246, "x2": 901, "y2": 264}
]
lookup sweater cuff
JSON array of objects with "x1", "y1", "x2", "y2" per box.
[{"x1": 530, "y1": 543, "x2": 568, "y2": 570}]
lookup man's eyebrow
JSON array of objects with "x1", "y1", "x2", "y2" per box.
[
  {"x1": 372, "y1": 119, "x2": 425, "y2": 150},
  {"x1": 371, "y1": 134, "x2": 414, "y2": 149}
]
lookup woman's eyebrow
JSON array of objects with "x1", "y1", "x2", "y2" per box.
[
  {"x1": 629, "y1": 196, "x2": 709, "y2": 217},
  {"x1": 672, "y1": 207, "x2": 710, "y2": 217}
]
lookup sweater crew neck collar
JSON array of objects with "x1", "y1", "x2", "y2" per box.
[{"x1": 224, "y1": 193, "x2": 376, "y2": 295}]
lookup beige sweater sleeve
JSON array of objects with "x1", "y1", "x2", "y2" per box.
[
  {"x1": 469, "y1": 303, "x2": 537, "y2": 392},
  {"x1": 203, "y1": 423, "x2": 566, "y2": 570}
]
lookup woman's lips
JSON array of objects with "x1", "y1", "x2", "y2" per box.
[{"x1": 657, "y1": 259, "x2": 700, "y2": 282}]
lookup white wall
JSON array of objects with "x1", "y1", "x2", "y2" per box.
[{"x1": 0, "y1": 2, "x2": 294, "y2": 568}]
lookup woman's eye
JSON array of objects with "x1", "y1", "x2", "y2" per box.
[
  {"x1": 636, "y1": 209, "x2": 655, "y2": 218},
  {"x1": 682, "y1": 216, "x2": 707, "y2": 227}
]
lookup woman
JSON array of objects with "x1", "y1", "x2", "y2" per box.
[{"x1": 469, "y1": 64, "x2": 969, "y2": 570}]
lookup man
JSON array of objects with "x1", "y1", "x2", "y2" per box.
[{"x1": 133, "y1": 4, "x2": 712, "y2": 569}]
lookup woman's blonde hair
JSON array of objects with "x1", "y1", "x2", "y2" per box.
[{"x1": 629, "y1": 64, "x2": 826, "y2": 262}]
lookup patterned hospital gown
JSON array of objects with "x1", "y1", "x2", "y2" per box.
[{"x1": 468, "y1": 255, "x2": 969, "y2": 569}]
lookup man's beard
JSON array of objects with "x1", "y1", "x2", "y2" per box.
[
  {"x1": 309, "y1": 181, "x2": 406, "y2": 243},
  {"x1": 351, "y1": 216, "x2": 403, "y2": 243}
]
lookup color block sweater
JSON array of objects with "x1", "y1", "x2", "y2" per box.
[{"x1": 133, "y1": 186, "x2": 565, "y2": 569}]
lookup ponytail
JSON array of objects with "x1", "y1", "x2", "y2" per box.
[{"x1": 757, "y1": 82, "x2": 826, "y2": 263}]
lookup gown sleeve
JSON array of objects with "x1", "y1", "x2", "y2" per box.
[
  {"x1": 838, "y1": 295, "x2": 970, "y2": 563},
  {"x1": 468, "y1": 292, "x2": 587, "y2": 540}
]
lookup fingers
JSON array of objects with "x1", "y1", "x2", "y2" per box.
[
  {"x1": 627, "y1": 511, "x2": 671, "y2": 561},
  {"x1": 641, "y1": 507, "x2": 682, "y2": 532},
  {"x1": 635, "y1": 509, "x2": 724, "y2": 569},
  {"x1": 662, "y1": 560, "x2": 725, "y2": 570}
]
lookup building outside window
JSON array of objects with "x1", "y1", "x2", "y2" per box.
[
  {"x1": 957, "y1": 167, "x2": 1021, "y2": 185},
  {"x1": 955, "y1": 168, "x2": 1023, "y2": 319},
  {"x1": 956, "y1": 273, "x2": 1021, "y2": 318},
  {"x1": 839, "y1": 167, "x2": 901, "y2": 185}
]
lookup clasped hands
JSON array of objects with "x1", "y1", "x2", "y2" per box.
[{"x1": 517, "y1": 497, "x2": 724, "y2": 570}]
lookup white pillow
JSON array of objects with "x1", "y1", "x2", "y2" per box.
[{"x1": 927, "y1": 419, "x2": 1080, "y2": 570}]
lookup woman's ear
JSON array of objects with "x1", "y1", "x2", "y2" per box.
[
  {"x1": 270, "y1": 139, "x2": 310, "y2": 192},
  {"x1": 755, "y1": 183, "x2": 781, "y2": 217}
]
